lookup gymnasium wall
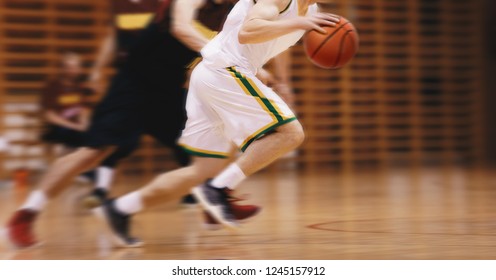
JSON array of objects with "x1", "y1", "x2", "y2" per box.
[
  {"x1": 0, "y1": 0, "x2": 489, "y2": 180},
  {"x1": 293, "y1": 0, "x2": 487, "y2": 169},
  {"x1": 483, "y1": 0, "x2": 496, "y2": 163},
  {"x1": 0, "y1": 0, "x2": 110, "y2": 179}
]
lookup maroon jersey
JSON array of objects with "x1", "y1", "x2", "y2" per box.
[{"x1": 41, "y1": 79, "x2": 90, "y2": 122}]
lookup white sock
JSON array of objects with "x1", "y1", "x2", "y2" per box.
[
  {"x1": 211, "y1": 163, "x2": 246, "y2": 190},
  {"x1": 96, "y1": 166, "x2": 114, "y2": 191},
  {"x1": 115, "y1": 191, "x2": 143, "y2": 215},
  {"x1": 20, "y1": 190, "x2": 47, "y2": 211}
]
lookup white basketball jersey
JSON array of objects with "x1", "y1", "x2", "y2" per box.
[{"x1": 201, "y1": 0, "x2": 318, "y2": 74}]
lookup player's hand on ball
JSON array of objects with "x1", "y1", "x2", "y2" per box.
[{"x1": 296, "y1": 13, "x2": 341, "y2": 34}]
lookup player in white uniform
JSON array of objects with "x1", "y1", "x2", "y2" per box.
[{"x1": 93, "y1": 0, "x2": 340, "y2": 247}]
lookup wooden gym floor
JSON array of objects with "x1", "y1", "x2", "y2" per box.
[{"x1": 0, "y1": 165, "x2": 495, "y2": 260}]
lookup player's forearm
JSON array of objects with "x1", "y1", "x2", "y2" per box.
[
  {"x1": 171, "y1": 24, "x2": 210, "y2": 52},
  {"x1": 90, "y1": 27, "x2": 116, "y2": 80},
  {"x1": 238, "y1": 17, "x2": 303, "y2": 44},
  {"x1": 45, "y1": 111, "x2": 83, "y2": 131},
  {"x1": 170, "y1": 0, "x2": 209, "y2": 52}
]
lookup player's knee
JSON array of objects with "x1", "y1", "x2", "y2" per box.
[
  {"x1": 290, "y1": 129, "x2": 305, "y2": 149},
  {"x1": 58, "y1": 147, "x2": 111, "y2": 170},
  {"x1": 79, "y1": 147, "x2": 109, "y2": 160},
  {"x1": 294, "y1": 128, "x2": 305, "y2": 148},
  {"x1": 282, "y1": 121, "x2": 305, "y2": 149}
]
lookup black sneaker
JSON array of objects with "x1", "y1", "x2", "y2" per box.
[
  {"x1": 92, "y1": 199, "x2": 143, "y2": 248},
  {"x1": 180, "y1": 194, "x2": 197, "y2": 207},
  {"x1": 191, "y1": 180, "x2": 238, "y2": 230},
  {"x1": 82, "y1": 188, "x2": 107, "y2": 209}
]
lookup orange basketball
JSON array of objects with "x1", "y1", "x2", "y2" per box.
[{"x1": 303, "y1": 17, "x2": 359, "y2": 69}]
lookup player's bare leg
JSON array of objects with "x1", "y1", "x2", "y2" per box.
[
  {"x1": 92, "y1": 120, "x2": 304, "y2": 247},
  {"x1": 2, "y1": 146, "x2": 115, "y2": 249},
  {"x1": 140, "y1": 156, "x2": 233, "y2": 206},
  {"x1": 92, "y1": 155, "x2": 234, "y2": 247},
  {"x1": 40, "y1": 147, "x2": 116, "y2": 198},
  {"x1": 236, "y1": 121, "x2": 304, "y2": 176},
  {"x1": 192, "y1": 121, "x2": 304, "y2": 227},
  {"x1": 139, "y1": 152, "x2": 261, "y2": 230}
]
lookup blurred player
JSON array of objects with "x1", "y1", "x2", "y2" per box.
[
  {"x1": 39, "y1": 52, "x2": 94, "y2": 183},
  {"x1": 81, "y1": 0, "x2": 197, "y2": 207},
  {"x1": 2, "y1": 0, "x2": 272, "y2": 249},
  {"x1": 40, "y1": 52, "x2": 90, "y2": 148},
  {"x1": 40, "y1": 52, "x2": 138, "y2": 186},
  {"x1": 91, "y1": 0, "x2": 334, "y2": 247}
]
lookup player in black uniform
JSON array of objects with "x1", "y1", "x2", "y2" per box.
[
  {"x1": 81, "y1": 0, "x2": 199, "y2": 208},
  {"x1": 2, "y1": 0, "x2": 269, "y2": 249}
]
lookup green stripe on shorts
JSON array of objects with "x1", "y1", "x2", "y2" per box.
[
  {"x1": 227, "y1": 67, "x2": 284, "y2": 122},
  {"x1": 240, "y1": 117, "x2": 297, "y2": 152},
  {"x1": 179, "y1": 144, "x2": 229, "y2": 159}
]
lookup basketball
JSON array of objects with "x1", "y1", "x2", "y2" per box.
[{"x1": 303, "y1": 17, "x2": 359, "y2": 69}]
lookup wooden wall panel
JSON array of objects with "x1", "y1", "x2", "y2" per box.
[
  {"x1": 0, "y1": 0, "x2": 180, "y2": 180},
  {"x1": 291, "y1": 0, "x2": 486, "y2": 169},
  {"x1": 0, "y1": 0, "x2": 110, "y2": 178}
]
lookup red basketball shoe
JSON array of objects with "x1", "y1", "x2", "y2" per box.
[
  {"x1": 2, "y1": 209, "x2": 40, "y2": 249},
  {"x1": 202, "y1": 192, "x2": 261, "y2": 230}
]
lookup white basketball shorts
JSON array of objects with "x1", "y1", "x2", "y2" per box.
[{"x1": 178, "y1": 62, "x2": 297, "y2": 158}]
